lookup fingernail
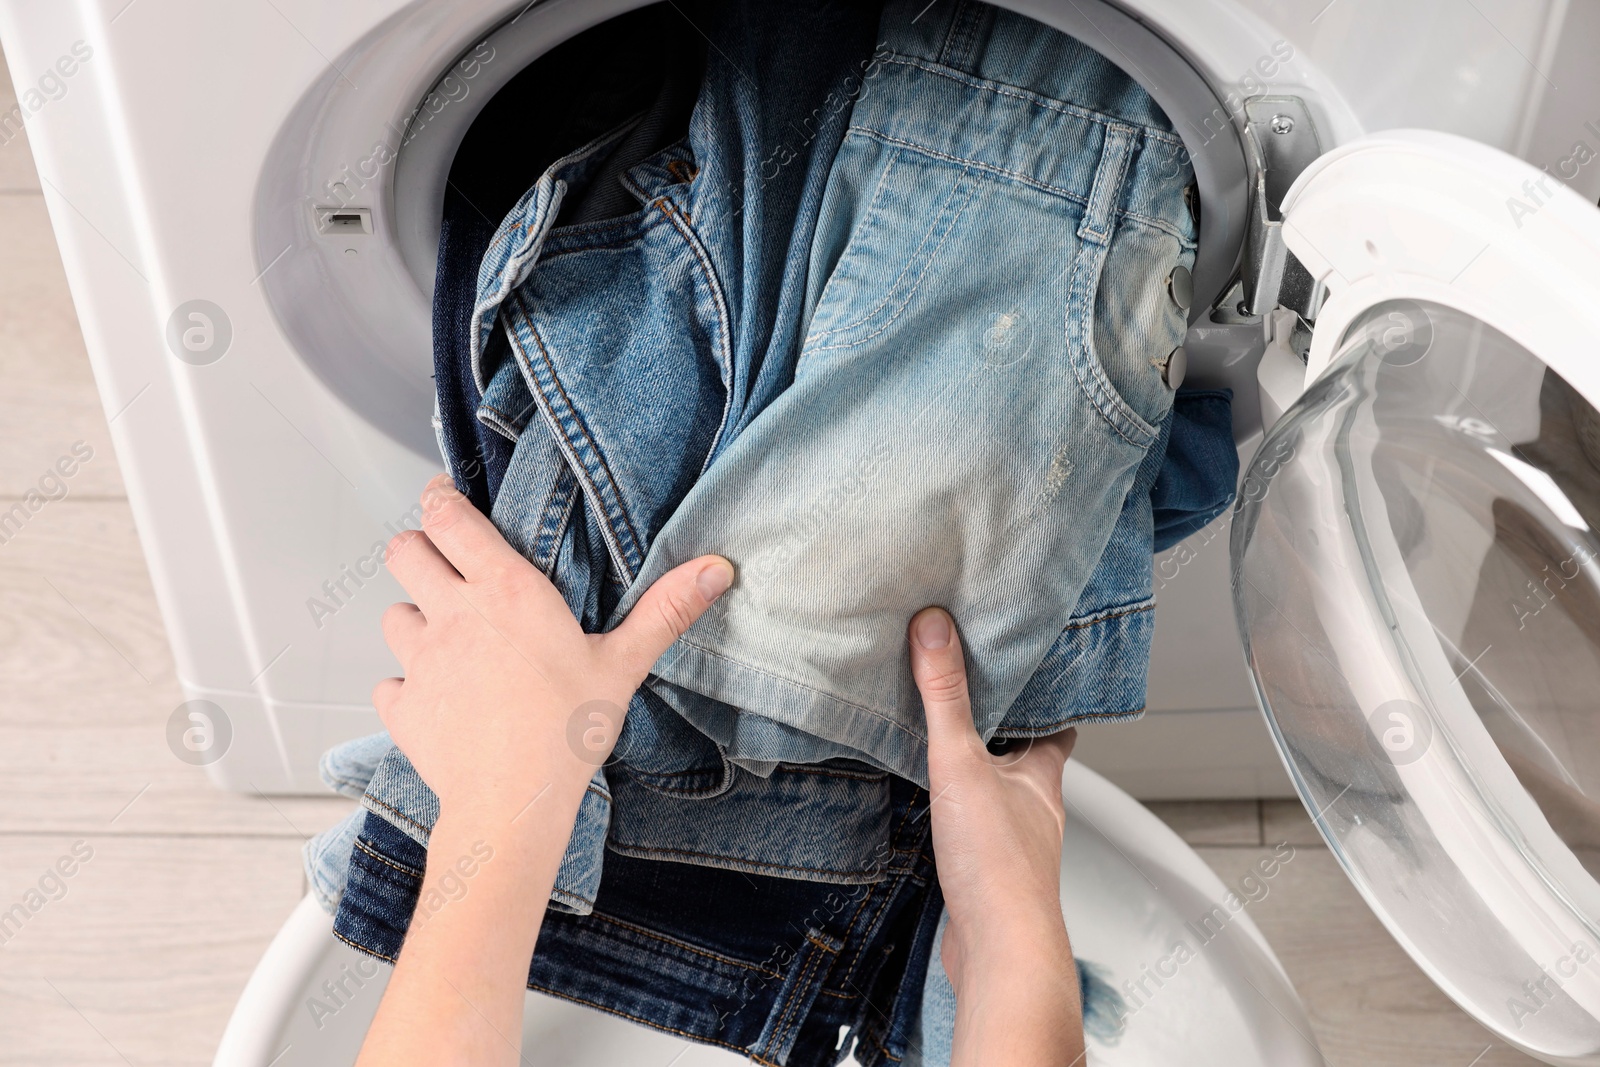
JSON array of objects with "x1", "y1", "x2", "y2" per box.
[
  {"x1": 696, "y1": 559, "x2": 735, "y2": 601},
  {"x1": 914, "y1": 610, "x2": 950, "y2": 650}
]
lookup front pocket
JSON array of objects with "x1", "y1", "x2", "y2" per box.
[
  {"x1": 798, "y1": 134, "x2": 976, "y2": 362},
  {"x1": 1073, "y1": 219, "x2": 1193, "y2": 445}
]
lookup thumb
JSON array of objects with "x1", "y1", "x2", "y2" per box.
[
  {"x1": 608, "y1": 555, "x2": 735, "y2": 678},
  {"x1": 908, "y1": 607, "x2": 981, "y2": 756}
]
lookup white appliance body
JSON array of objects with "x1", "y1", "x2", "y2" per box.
[
  {"x1": 1, "y1": 0, "x2": 1588, "y2": 794},
  {"x1": 5, "y1": 0, "x2": 1600, "y2": 1063}
]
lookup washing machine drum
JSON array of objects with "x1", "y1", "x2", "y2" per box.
[{"x1": 1235, "y1": 290, "x2": 1600, "y2": 1057}]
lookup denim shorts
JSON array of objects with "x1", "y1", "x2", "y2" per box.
[{"x1": 618, "y1": 0, "x2": 1201, "y2": 784}]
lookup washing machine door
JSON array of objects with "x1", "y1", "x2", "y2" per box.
[{"x1": 1232, "y1": 128, "x2": 1600, "y2": 1063}]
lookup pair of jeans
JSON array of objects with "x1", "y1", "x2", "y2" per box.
[
  {"x1": 335, "y1": 772, "x2": 944, "y2": 1067},
  {"x1": 620, "y1": 0, "x2": 1202, "y2": 785}
]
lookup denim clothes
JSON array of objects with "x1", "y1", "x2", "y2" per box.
[
  {"x1": 622, "y1": 0, "x2": 1200, "y2": 784},
  {"x1": 314, "y1": 2, "x2": 1237, "y2": 1060},
  {"x1": 312, "y1": 0, "x2": 1236, "y2": 904},
  {"x1": 340, "y1": 0, "x2": 893, "y2": 914},
  {"x1": 335, "y1": 775, "x2": 944, "y2": 1067}
]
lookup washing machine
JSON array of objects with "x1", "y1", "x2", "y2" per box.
[{"x1": 3, "y1": 0, "x2": 1600, "y2": 1063}]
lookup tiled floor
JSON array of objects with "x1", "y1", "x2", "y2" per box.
[{"x1": 0, "y1": 46, "x2": 1544, "y2": 1067}]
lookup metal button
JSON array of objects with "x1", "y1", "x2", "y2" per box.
[
  {"x1": 1167, "y1": 266, "x2": 1193, "y2": 311},
  {"x1": 1162, "y1": 345, "x2": 1187, "y2": 389}
]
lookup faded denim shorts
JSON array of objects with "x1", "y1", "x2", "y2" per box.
[{"x1": 621, "y1": 0, "x2": 1201, "y2": 784}]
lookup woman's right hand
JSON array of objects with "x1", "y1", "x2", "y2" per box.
[{"x1": 908, "y1": 606, "x2": 1085, "y2": 1067}]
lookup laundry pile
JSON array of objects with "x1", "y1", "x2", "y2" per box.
[{"x1": 305, "y1": 1, "x2": 1236, "y2": 1062}]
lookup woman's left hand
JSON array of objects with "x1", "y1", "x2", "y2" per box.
[{"x1": 372, "y1": 474, "x2": 734, "y2": 821}]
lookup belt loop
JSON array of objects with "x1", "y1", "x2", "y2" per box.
[
  {"x1": 751, "y1": 927, "x2": 846, "y2": 1065},
  {"x1": 936, "y1": 0, "x2": 986, "y2": 70},
  {"x1": 1077, "y1": 124, "x2": 1138, "y2": 246}
]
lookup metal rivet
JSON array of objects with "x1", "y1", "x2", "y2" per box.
[
  {"x1": 1270, "y1": 114, "x2": 1295, "y2": 135},
  {"x1": 1167, "y1": 265, "x2": 1192, "y2": 311},
  {"x1": 1162, "y1": 345, "x2": 1187, "y2": 389}
]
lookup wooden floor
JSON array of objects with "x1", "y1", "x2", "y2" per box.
[{"x1": 0, "y1": 48, "x2": 1544, "y2": 1067}]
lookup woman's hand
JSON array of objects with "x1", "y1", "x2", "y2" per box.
[
  {"x1": 356, "y1": 475, "x2": 732, "y2": 1067},
  {"x1": 908, "y1": 606, "x2": 1085, "y2": 1067},
  {"x1": 373, "y1": 474, "x2": 734, "y2": 821}
]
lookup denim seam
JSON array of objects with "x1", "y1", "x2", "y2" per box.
[
  {"x1": 838, "y1": 874, "x2": 905, "y2": 991},
  {"x1": 847, "y1": 126, "x2": 1088, "y2": 207},
  {"x1": 857, "y1": 1028, "x2": 903, "y2": 1064},
  {"x1": 840, "y1": 126, "x2": 1191, "y2": 245},
  {"x1": 361, "y1": 782, "x2": 609, "y2": 842},
  {"x1": 585, "y1": 910, "x2": 783, "y2": 976},
  {"x1": 874, "y1": 53, "x2": 1184, "y2": 147},
  {"x1": 775, "y1": 937, "x2": 836, "y2": 1055},
  {"x1": 530, "y1": 465, "x2": 580, "y2": 575},
  {"x1": 524, "y1": 983, "x2": 751, "y2": 1055},
  {"x1": 332, "y1": 928, "x2": 395, "y2": 964},
  {"x1": 992, "y1": 707, "x2": 1145, "y2": 736},
  {"x1": 506, "y1": 296, "x2": 645, "y2": 579},
  {"x1": 1065, "y1": 215, "x2": 1158, "y2": 448},
  {"x1": 477, "y1": 401, "x2": 527, "y2": 441},
  {"x1": 1078, "y1": 125, "x2": 1134, "y2": 244},
  {"x1": 935, "y1": 0, "x2": 983, "y2": 69},
  {"x1": 766, "y1": 938, "x2": 829, "y2": 1058},
  {"x1": 834, "y1": 795, "x2": 922, "y2": 984},
  {"x1": 603, "y1": 841, "x2": 892, "y2": 881},
  {"x1": 1062, "y1": 600, "x2": 1156, "y2": 630},
  {"x1": 654, "y1": 197, "x2": 737, "y2": 471},
  {"x1": 551, "y1": 887, "x2": 597, "y2": 911},
  {"x1": 802, "y1": 177, "x2": 979, "y2": 357},
  {"x1": 361, "y1": 793, "x2": 431, "y2": 838},
  {"x1": 616, "y1": 763, "x2": 733, "y2": 798},
  {"x1": 353, "y1": 837, "x2": 423, "y2": 880},
  {"x1": 537, "y1": 229, "x2": 657, "y2": 262},
  {"x1": 773, "y1": 765, "x2": 889, "y2": 782},
  {"x1": 673, "y1": 635, "x2": 930, "y2": 746},
  {"x1": 618, "y1": 760, "x2": 878, "y2": 796},
  {"x1": 838, "y1": 805, "x2": 924, "y2": 990},
  {"x1": 761, "y1": 931, "x2": 838, "y2": 1063}
]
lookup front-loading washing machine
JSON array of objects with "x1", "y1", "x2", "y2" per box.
[{"x1": 3, "y1": 0, "x2": 1600, "y2": 1062}]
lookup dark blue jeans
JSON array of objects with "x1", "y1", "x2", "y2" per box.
[{"x1": 335, "y1": 778, "x2": 943, "y2": 1066}]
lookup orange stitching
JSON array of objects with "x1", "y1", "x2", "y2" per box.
[
  {"x1": 764, "y1": 932, "x2": 833, "y2": 1060},
  {"x1": 1061, "y1": 601, "x2": 1156, "y2": 630},
  {"x1": 585, "y1": 911, "x2": 782, "y2": 976},
  {"x1": 331, "y1": 928, "x2": 396, "y2": 963},
  {"x1": 604, "y1": 840, "x2": 889, "y2": 881},
  {"x1": 352, "y1": 838, "x2": 423, "y2": 880}
]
